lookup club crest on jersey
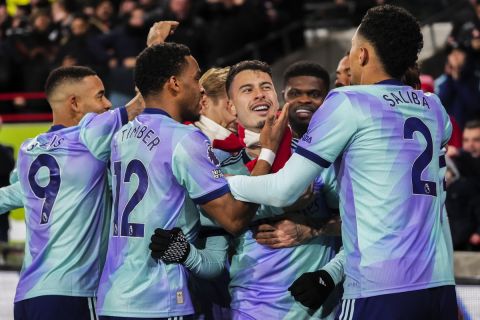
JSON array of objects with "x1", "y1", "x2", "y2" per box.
[{"x1": 206, "y1": 142, "x2": 220, "y2": 166}]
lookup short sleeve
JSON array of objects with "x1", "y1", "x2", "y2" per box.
[
  {"x1": 172, "y1": 130, "x2": 230, "y2": 205},
  {"x1": 79, "y1": 107, "x2": 128, "y2": 161},
  {"x1": 295, "y1": 91, "x2": 358, "y2": 167}
]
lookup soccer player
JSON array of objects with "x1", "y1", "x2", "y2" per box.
[
  {"x1": 8, "y1": 66, "x2": 144, "y2": 320},
  {"x1": 335, "y1": 52, "x2": 351, "y2": 88},
  {"x1": 227, "y1": 5, "x2": 456, "y2": 319},
  {"x1": 254, "y1": 61, "x2": 341, "y2": 248},
  {"x1": 95, "y1": 44, "x2": 288, "y2": 320},
  {"x1": 219, "y1": 60, "x2": 340, "y2": 320}
]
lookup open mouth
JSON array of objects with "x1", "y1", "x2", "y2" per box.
[
  {"x1": 251, "y1": 104, "x2": 270, "y2": 116},
  {"x1": 294, "y1": 106, "x2": 315, "y2": 119}
]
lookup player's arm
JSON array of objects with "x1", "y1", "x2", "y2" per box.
[
  {"x1": 149, "y1": 227, "x2": 228, "y2": 279},
  {"x1": 174, "y1": 108, "x2": 289, "y2": 235},
  {"x1": 0, "y1": 182, "x2": 23, "y2": 214},
  {"x1": 227, "y1": 91, "x2": 358, "y2": 207}
]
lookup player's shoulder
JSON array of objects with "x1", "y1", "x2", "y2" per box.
[
  {"x1": 325, "y1": 86, "x2": 373, "y2": 103},
  {"x1": 20, "y1": 126, "x2": 80, "y2": 154},
  {"x1": 176, "y1": 122, "x2": 209, "y2": 141}
]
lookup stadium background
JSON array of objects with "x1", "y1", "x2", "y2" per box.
[{"x1": 0, "y1": 0, "x2": 480, "y2": 319}]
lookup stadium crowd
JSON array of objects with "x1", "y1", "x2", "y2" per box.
[{"x1": 0, "y1": 0, "x2": 303, "y2": 111}]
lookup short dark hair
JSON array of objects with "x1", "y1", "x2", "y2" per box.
[
  {"x1": 282, "y1": 61, "x2": 330, "y2": 91},
  {"x1": 225, "y1": 60, "x2": 272, "y2": 97},
  {"x1": 135, "y1": 43, "x2": 191, "y2": 98},
  {"x1": 45, "y1": 66, "x2": 97, "y2": 99},
  {"x1": 465, "y1": 120, "x2": 480, "y2": 130},
  {"x1": 358, "y1": 5, "x2": 423, "y2": 79}
]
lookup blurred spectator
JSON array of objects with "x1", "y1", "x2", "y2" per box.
[
  {"x1": 152, "y1": 0, "x2": 207, "y2": 66},
  {"x1": 0, "y1": 1, "x2": 12, "y2": 39},
  {"x1": 56, "y1": 13, "x2": 107, "y2": 72},
  {"x1": 435, "y1": 45, "x2": 480, "y2": 129},
  {"x1": 99, "y1": 5, "x2": 148, "y2": 105},
  {"x1": 446, "y1": 120, "x2": 480, "y2": 251},
  {"x1": 50, "y1": 0, "x2": 74, "y2": 43},
  {"x1": 13, "y1": 8, "x2": 57, "y2": 112},
  {"x1": 90, "y1": 0, "x2": 115, "y2": 35}
]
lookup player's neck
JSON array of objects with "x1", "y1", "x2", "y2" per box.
[
  {"x1": 51, "y1": 111, "x2": 79, "y2": 128},
  {"x1": 359, "y1": 66, "x2": 392, "y2": 85},
  {"x1": 144, "y1": 96, "x2": 182, "y2": 122}
]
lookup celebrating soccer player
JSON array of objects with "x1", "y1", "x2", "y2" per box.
[{"x1": 227, "y1": 5, "x2": 456, "y2": 319}]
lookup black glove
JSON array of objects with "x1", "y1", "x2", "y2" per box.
[
  {"x1": 288, "y1": 270, "x2": 335, "y2": 310},
  {"x1": 149, "y1": 227, "x2": 190, "y2": 263}
]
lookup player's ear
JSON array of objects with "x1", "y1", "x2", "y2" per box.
[
  {"x1": 199, "y1": 94, "x2": 208, "y2": 113},
  {"x1": 69, "y1": 95, "x2": 80, "y2": 113},
  {"x1": 229, "y1": 100, "x2": 236, "y2": 115},
  {"x1": 167, "y1": 76, "x2": 180, "y2": 96},
  {"x1": 359, "y1": 47, "x2": 369, "y2": 67}
]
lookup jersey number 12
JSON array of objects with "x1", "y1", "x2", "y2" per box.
[{"x1": 112, "y1": 160, "x2": 148, "y2": 237}]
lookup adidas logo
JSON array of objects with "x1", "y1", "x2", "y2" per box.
[{"x1": 319, "y1": 277, "x2": 327, "y2": 287}]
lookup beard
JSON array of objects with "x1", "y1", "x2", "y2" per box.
[
  {"x1": 180, "y1": 103, "x2": 200, "y2": 122},
  {"x1": 288, "y1": 104, "x2": 316, "y2": 136}
]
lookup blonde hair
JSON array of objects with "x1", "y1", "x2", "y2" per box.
[{"x1": 199, "y1": 67, "x2": 230, "y2": 104}]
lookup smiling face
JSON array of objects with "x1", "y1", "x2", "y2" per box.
[
  {"x1": 229, "y1": 70, "x2": 279, "y2": 132},
  {"x1": 284, "y1": 75, "x2": 328, "y2": 136},
  {"x1": 74, "y1": 75, "x2": 111, "y2": 115}
]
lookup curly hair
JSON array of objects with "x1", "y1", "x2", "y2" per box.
[
  {"x1": 225, "y1": 60, "x2": 272, "y2": 98},
  {"x1": 358, "y1": 5, "x2": 423, "y2": 79},
  {"x1": 135, "y1": 43, "x2": 191, "y2": 98},
  {"x1": 282, "y1": 61, "x2": 330, "y2": 91}
]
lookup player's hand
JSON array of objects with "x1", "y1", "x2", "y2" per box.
[
  {"x1": 315, "y1": 216, "x2": 342, "y2": 237},
  {"x1": 254, "y1": 216, "x2": 313, "y2": 248},
  {"x1": 125, "y1": 91, "x2": 145, "y2": 120},
  {"x1": 149, "y1": 227, "x2": 190, "y2": 264},
  {"x1": 147, "y1": 21, "x2": 179, "y2": 47},
  {"x1": 259, "y1": 102, "x2": 290, "y2": 153},
  {"x1": 288, "y1": 270, "x2": 335, "y2": 310}
]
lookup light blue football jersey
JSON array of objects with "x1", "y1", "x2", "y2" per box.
[
  {"x1": 14, "y1": 107, "x2": 128, "y2": 302},
  {"x1": 227, "y1": 141, "x2": 340, "y2": 320},
  {"x1": 295, "y1": 80, "x2": 454, "y2": 299},
  {"x1": 96, "y1": 108, "x2": 230, "y2": 318}
]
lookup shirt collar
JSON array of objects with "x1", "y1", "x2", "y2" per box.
[
  {"x1": 375, "y1": 79, "x2": 405, "y2": 86},
  {"x1": 47, "y1": 125, "x2": 66, "y2": 133},
  {"x1": 143, "y1": 108, "x2": 172, "y2": 118}
]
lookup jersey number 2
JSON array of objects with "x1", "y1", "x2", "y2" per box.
[
  {"x1": 403, "y1": 117, "x2": 437, "y2": 196},
  {"x1": 112, "y1": 160, "x2": 148, "y2": 237}
]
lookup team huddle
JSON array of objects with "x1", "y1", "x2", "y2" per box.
[{"x1": 0, "y1": 5, "x2": 458, "y2": 320}]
